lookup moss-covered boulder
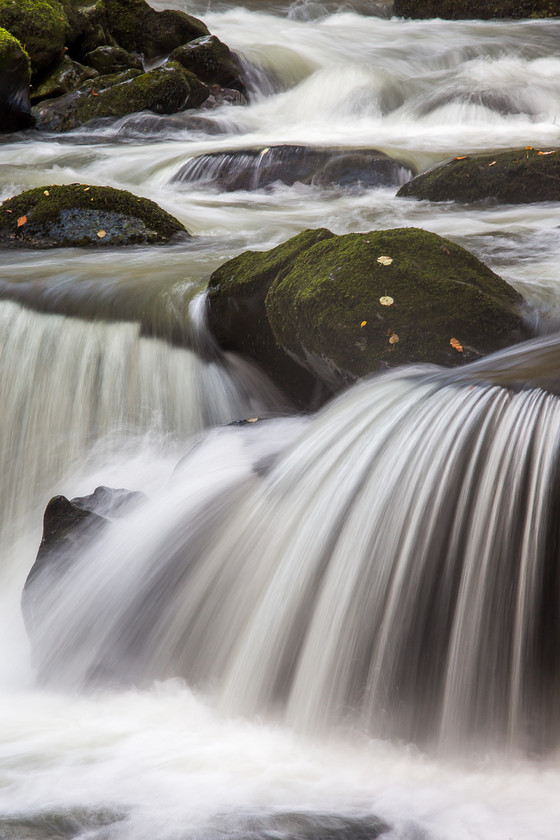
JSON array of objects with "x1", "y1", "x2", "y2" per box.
[
  {"x1": 397, "y1": 147, "x2": 560, "y2": 204},
  {"x1": 170, "y1": 35, "x2": 245, "y2": 92},
  {"x1": 104, "y1": 0, "x2": 209, "y2": 60},
  {"x1": 0, "y1": 0, "x2": 69, "y2": 77},
  {"x1": 83, "y1": 44, "x2": 142, "y2": 75},
  {"x1": 32, "y1": 62, "x2": 209, "y2": 131},
  {"x1": 394, "y1": 0, "x2": 560, "y2": 17},
  {"x1": 62, "y1": 0, "x2": 117, "y2": 61},
  {"x1": 0, "y1": 27, "x2": 34, "y2": 131},
  {"x1": 30, "y1": 55, "x2": 97, "y2": 103},
  {"x1": 0, "y1": 184, "x2": 188, "y2": 248},
  {"x1": 208, "y1": 227, "x2": 526, "y2": 395}
]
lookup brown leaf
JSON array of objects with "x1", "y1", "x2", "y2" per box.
[{"x1": 17, "y1": 215, "x2": 27, "y2": 227}]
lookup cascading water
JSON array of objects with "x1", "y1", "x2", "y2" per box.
[{"x1": 2, "y1": 2, "x2": 560, "y2": 839}]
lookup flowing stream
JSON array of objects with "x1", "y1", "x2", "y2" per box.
[{"x1": 1, "y1": 3, "x2": 560, "y2": 839}]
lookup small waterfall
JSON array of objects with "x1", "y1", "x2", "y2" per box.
[{"x1": 25, "y1": 335, "x2": 560, "y2": 752}]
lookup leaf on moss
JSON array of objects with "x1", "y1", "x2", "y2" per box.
[
  {"x1": 97, "y1": 230, "x2": 106, "y2": 238},
  {"x1": 454, "y1": 156, "x2": 468, "y2": 160},
  {"x1": 17, "y1": 215, "x2": 27, "y2": 227},
  {"x1": 43, "y1": 190, "x2": 50, "y2": 196},
  {"x1": 389, "y1": 333, "x2": 399, "y2": 345},
  {"x1": 538, "y1": 150, "x2": 557, "y2": 155},
  {"x1": 450, "y1": 337, "x2": 463, "y2": 352},
  {"x1": 360, "y1": 320, "x2": 367, "y2": 327},
  {"x1": 379, "y1": 296, "x2": 394, "y2": 306},
  {"x1": 488, "y1": 161, "x2": 496, "y2": 166},
  {"x1": 377, "y1": 256, "x2": 393, "y2": 266}
]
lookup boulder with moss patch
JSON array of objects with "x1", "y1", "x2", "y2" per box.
[
  {"x1": 0, "y1": 184, "x2": 188, "y2": 248},
  {"x1": 83, "y1": 44, "x2": 142, "y2": 75},
  {"x1": 32, "y1": 62, "x2": 209, "y2": 131},
  {"x1": 104, "y1": 0, "x2": 209, "y2": 60},
  {"x1": 0, "y1": 27, "x2": 34, "y2": 131},
  {"x1": 170, "y1": 35, "x2": 245, "y2": 92},
  {"x1": 0, "y1": 0, "x2": 69, "y2": 77},
  {"x1": 30, "y1": 55, "x2": 97, "y2": 103},
  {"x1": 394, "y1": 0, "x2": 560, "y2": 17},
  {"x1": 397, "y1": 147, "x2": 560, "y2": 204},
  {"x1": 208, "y1": 227, "x2": 527, "y2": 396}
]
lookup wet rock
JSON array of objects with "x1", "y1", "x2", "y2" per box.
[
  {"x1": 22, "y1": 487, "x2": 147, "y2": 675},
  {"x1": 0, "y1": 0, "x2": 70, "y2": 77},
  {"x1": 208, "y1": 227, "x2": 527, "y2": 395},
  {"x1": 201, "y1": 812, "x2": 391, "y2": 840},
  {"x1": 83, "y1": 44, "x2": 142, "y2": 75},
  {"x1": 63, "y1": 0, "x2": 118, "y2": 61},
  {"x1": 170, "y1": 35, "x2": 245, "y2": 92},
  {"x1": 0, "y1": 27, "x2": 34, "y2": 132},
  {"x1": 174, "y1": 145, "x2": 414, "y2": 191},
  {"x1": 32, "y1": 62, "x2": 209, "y2": 132},
  {"x1": 103, "y1": 0, "x2": 209, "y2": 61},
  {"x1": 30, "y1": 55, "x2": 98, "y2": 103},
  {"x1": 207, "y1": 228, "x2": 335, "y2": 407},
  {"x1": 394, "y1": 0, "x2": 560, "y2": 17},
  {"x1": 0, "y1": 184, "x2": 189, "y2": 248},
  {"x1": 397, "y1": 147, "x2": 560, "y2": 204},
  {"x1": 201, "y1": 84, "x2": 247, "y2": 109}
]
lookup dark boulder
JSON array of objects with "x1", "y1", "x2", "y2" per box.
[
  {"x1": 30, "y1": 55, "x2": 98, "y2": 103},
  {"x1": 103, "y1": 0, "x2": 209, "y2": 61},
  {"x1": 173, "y1": 145, "x2": 414, "y2": 191},
  {"x1": 0, "y1": 184, "x2": 189, "y2": 248},
  {"x1": 32, "y1": 62, "x2": 209, "y2": 132},
  {"x1": 208, "y1": 227, "x2": 528, "y2": 395},
  {"x1": 0, "y1": 27, "x2": 34, "y2": 131},
  {"x1": 83, "y1": 44, "x2": 142, "y2": 75},
  {"x1": 394, "y1": 0, "x2": 560, "y2": 17},
  {"x1": 0, "y1": 0, "x2": 69, "y2": 77},
  {"x1": 397, "y1": 147, "x2": 560, "y2": 204},
  {"x1": 170, "y1": 35, "x2": 245, "y2": 93}
]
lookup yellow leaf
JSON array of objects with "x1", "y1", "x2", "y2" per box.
[
  {"x1": 379, "y1": 296, "x2": 394, "y2": 306},
  {"x1": 360, "y1": 320, "x2": 367, "y2": 327},
  {"x1": 97, "y1": 230, "x2": 106, "y2": 238},
  {"x1": 377, "y1": 256, "x2": 393, "y2": 266},
  {"x1": 83, "y1": 187, "x2": 90, "y2": 191},
  {"x1": 389, "y1": 333, "x2": 399, "y2": 345},
  {"x1": 450, "y1": 337, "x2": 463, "y2": 352},
  {"x1": 526, "y1": 146, "x2": 533, "y2": 150},
  {"x1": 246, "y1": 417, "x2": 259, "y2": 423},
  {"x1": 17, "y1": 215, "x2": 27, "y2": 227},
  {"x1": 43, "y1": 189, "x2": 50, "y2": 196}
]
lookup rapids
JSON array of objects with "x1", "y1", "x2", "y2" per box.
[{"x1": 1, "y1": 2, "x2": 560, "y2": 839}]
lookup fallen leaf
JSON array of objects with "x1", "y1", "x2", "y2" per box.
[
  {"x1": 377, "y1": 256, "x2": 393, "y2": 265},
  {"x1": 488, "y1": 161, "x2": 496, "y2": 166},
  {"x1": 379, "y1": 295, "x2": 394, "y2": 306},
  {"x1": 360, "y1": 320, "x2": 367, "y2": 327},
  {"x1": 17, "y1": 215, "x2": 27, "y2": 227},
  {"x1": 91, "y1": 89, "x2": 99, "y2": 96},
  {"x1": 97, "y1": 229, "x2": 106, "y2": 238},
  {"x1": 389, "y1": 333, "x2": 399, "y2": 345},
  {"x1": 440, "y1": 245, "x2": 451, "y2": 255},
  {"x1": 247, "y1": 417, "x2": 259, "y2": 423},
  {"x1": 538, "y1": 150, "x2": 557, "y2": 155},
  {"x1": 5, "y1": 209, "x2": 11, "y2": 214},
  {"x1": 83, "y1": 187, "x2": 90, "y2": 191},
  {"x1": 526, "y1": 146, "x2": 533, "y2": 151},
  {"x1": 454, "y1": 155, "x2": 468, "y2": 160},
  {"x1": 43, "y1": 189, "x2": 50, "y2": 196},
  {"x1": 450, "y1": 337, "x2": 463, "y2": 352}
]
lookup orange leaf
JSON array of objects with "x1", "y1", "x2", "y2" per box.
[
  {"x1": 488, "y1": 161, "x2": 496, "y2": 166},
  {"x1": 97, "y1": 230, "x2": 106, "y2": 239},
  {"x1": 450, "y1": 337, "x2": 463, "y2": 352},
  {"x1": 17, "y1": 215, "x2": 27, "y2": 227},
  {"x1": 454, "y1": 156, "x2": 468, "y2": 160},
  {"x1": 91, "y1": 89, "x2": 99, "y2": 96},
  {"x1": 538, "y1": 150, "x2": 557, "y2": 155}
]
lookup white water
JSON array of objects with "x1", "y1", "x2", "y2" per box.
[{"x1": 2, "y1": 3, "x2": 560, "y2": 839}]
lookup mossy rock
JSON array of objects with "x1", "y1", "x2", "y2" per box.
[
  {"x1": 104, "y1": 0, "x2": 209, "y2": 60},
  {"x1": 62, "y1": 0, "x2": 117, "y2": 61},
  {"x1": 32, "y1": 62, "x2": 209, "y2": 131},
  {"x1": 394, "y1": 0, "x2": 560, "y2": 17},
  {"x1": 207, "y1": 228, "x2": 336, "y2": 406},
  {"x1": 266, "y1": 228, "x2": 526, "y2": 386},
  {"x1": 0, "y1": 184, "x2": 188, "y2": 247},
  {"x1": 30, "y1": 55, "x2": 97, "y2": 103},
  {"x1": 0, "y1": 0, "x2": 69, "y2": 76},
  {"x1": 0, "y1": 27, "x2": 34, "y2": 131},
  {"x1": 397, "y1": 147, "x2": 560, "y2": 204},
  {"x1": 170, "y1": 35, "x2": 245, "y2": 92},
  {"x1": 208, "y1": 228, "x2": 526, "y2": 397},
  {"x1": 83, "y1": 44, "x2": 142, "y2": 75}
]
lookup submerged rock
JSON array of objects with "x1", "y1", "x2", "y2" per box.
[
  {"x1": 0, "y1": 184, "x2": 189, "y2": 248},
  {"x1": 174, "y1": 145, "x2": 413, "y2": 191},
  {"x1": 0, "y1": 0, "x2": 69, "y2": 77},
  {"x1": 0, "y1": 27, "x2": 34, "y2": 131},
  {"x1": 394, "y1": 0, "x2": 560, "y2": 17},
  {"x1": 32, "y1": 62, "x2": 209, "y2": 131},
  {"x1": 208, "y1": 227, "x2": 527, "y2": 394},
  {"x1": 397, "y1": 147, "x2": 560, "y2": 204}
]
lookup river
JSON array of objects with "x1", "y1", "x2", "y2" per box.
[{"x1": 1, "y1": 2, "x2": 560, "y2": 839}]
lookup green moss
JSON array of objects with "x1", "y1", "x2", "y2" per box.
[
  {"x1": 0, "y1": 26, "x2": 30, "y2": 73},
  {"x1": 104, "y1": 0, "x2": 208, "y2": 60},
  {"x1": 265, "y1": 228, "x2": 524, "y2": 383},
  {"x1": 398, "y1": 147, "x2": 560, "y2": 204},
  {"x1": 394, "y1": 0, "x2": 559, "y2": 18},
  {"x1": 0, "y1": 0, "x2": 69, "y2": 75},
  {"x1": 0, "y1": 184, "x2": 188, "y2": 247}
]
